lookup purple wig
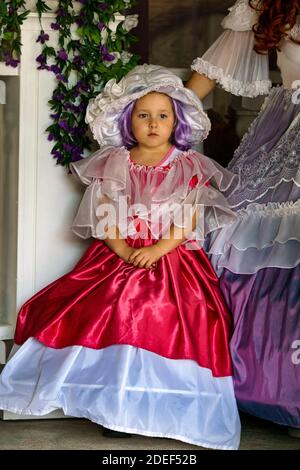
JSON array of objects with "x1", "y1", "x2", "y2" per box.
[{"x1": 118, "y1": 95, "x2": 192, "y2": 151}]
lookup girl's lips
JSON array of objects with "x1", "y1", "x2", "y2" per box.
[{"x1": 148, "y1": 133, "x2": 158, "y2": 136}]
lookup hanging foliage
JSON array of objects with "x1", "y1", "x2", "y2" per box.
[{"x1": 0, "y1": 0, "x2": 140, "y2": 167}]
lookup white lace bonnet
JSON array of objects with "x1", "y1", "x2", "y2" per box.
[{"x1": 85, "y1": 64, "x2": 211, "y2": 147}]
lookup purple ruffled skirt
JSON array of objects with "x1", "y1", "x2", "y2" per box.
[{"x1": 208, "y1": 86, "x2": 300, "y2": 428}]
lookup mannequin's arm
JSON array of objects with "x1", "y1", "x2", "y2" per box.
[{"x1": 186, "y1": 71, "x2": 216, "y2": 100}]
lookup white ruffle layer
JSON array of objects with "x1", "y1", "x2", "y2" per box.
[
  {"x1": 210, "y1": 240, "x2": 300, "y2": 275},
  {"x1": 191, "y1": 30, "x2": 271, "y2": 98},
  {"x1": 205, "y1": 200, "x2": 300, "y2": 274},
  {"x1": 70, "y1": 146, "x2": 238, "y2": 243},
  {"x1": 221, "y1": 0, "x2": 259, "y2": 32},
  {"x1": 0, "y1": 339, "x2": 241, "y2": 450}
]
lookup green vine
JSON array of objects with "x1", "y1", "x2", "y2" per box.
[
  {"x1": 0, "y1": 0, "x2": 140, "y2": 167},
  {"x1": 0, "y1": 1, "x2": 30, "y2": 65}
]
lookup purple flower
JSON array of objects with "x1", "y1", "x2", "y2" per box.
[
  {"x1": 77, "y1": 0, "x2": 87, "y2": 4},
  {"x1": 36, "y1": 54, "x2": 48, "y2": 70},
  {"x1": 56, "y1": 8, "x2": 67, "y2": 17},
  {"x1": 57, "y1": 49, "x2": 68, "y2": 61},
  {"x1": 58, "y1": 120, "x2": 69, "y2": 130},
  {"x1": 63, "y1": 143, "x2": 73, "y2": 152},
  {"x1": 50, "y1": 113, "x2": 60, "y2": 120},
  {"x1": 51, "y1": 149, "x2": 62, "y2": 159},
  {"x1": 70, "y1": 126, "x2": 86, "y2": 136},
  {"x1": 77, "y1": 80, "x2": 90, "y2": 92},
  {"x1": 78, "y1": 102, "x2": 87, "y2": 112},
  {"x1": 5, "y1": 56, "x2": 20, "y2": 68},
  {"x1": 71, "y1": 153, "x2": 83, "y2": 162},
  {"x1": 50, "y1": 64, "x2": 61, "y2": 74},
  {"x1": 64, "y1": 104, "x2": 78, "y2": 113},
  {"x1": 97, "y1": 22, "x2": 105, "y2": 31},
  {"x1": 70, "y1": 127, "x2": 79, "y2": 136},
  {"x1": 73, "y1": 56, "x2": 84, "y2": 68},
  {"x1": 53, "y1": 152, "x2": 64, "y2": 163},
  {"x1": 56, "y1": 74, "x2": 68, "y2": 83},
  {"x1": 98, "y1": 3, "x2": 108, "y2": 11},
  {"x1": 36, "y1": 54, "x2": 47, "y2": 64},
  {"x1": 70, "y1": 125, "x2": 86, "y2": 137},
  {"x1": 51, "y1": 22, "x2": 60, "y2": 30},
  {"x1": 53, "y1": 92, "x2": 64, "y2": 101},
  {"x1": 75, "y1": 17, "x2": 85, "y2": 27},
  {"x1": 47, "y1": 133, "x2": 56, "y2": 141},
  {"x1": 100, "y1": 45, "x2": 115, "y2": 62},
  {"x1": 36, "y1": 32, "x2": 50, "y2": 44}
]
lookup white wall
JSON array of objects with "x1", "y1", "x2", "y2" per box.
[{"x1": 0, "y1": 13, "x2": 90, "y2": 346}]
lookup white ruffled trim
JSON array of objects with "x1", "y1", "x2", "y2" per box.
[
  {"x1": 209, "y1": 240, "x2": 300, "y2": 275},
  {"x1": 205, "y1": 199, "x2": 300, "y2": 273},
  {"x1": 191, "y1": 57, "x2": 271, "y2": 98},
  {"x1": 208, "y1": 200, "x2": 300, "y2": 253},
  {"x1": 221, "y1": 0, "x2": 259, "y2": 32}
]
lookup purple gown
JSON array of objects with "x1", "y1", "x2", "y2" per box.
[{"x1": 191, "y1": 0, "x2": 300, "y2": 428}]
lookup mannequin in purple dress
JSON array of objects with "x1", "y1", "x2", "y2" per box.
[{"x1": 186, "y1": 0, "x2": 300, "y2": 436}]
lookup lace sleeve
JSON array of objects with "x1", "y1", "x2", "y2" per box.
[
  {"x1": 221, "y1": 0, "x2": 259, "y2": 32},
  {"x1": 191, "y1": 1, "x2": 271, "y2": 97}
]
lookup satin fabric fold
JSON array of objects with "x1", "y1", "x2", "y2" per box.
[
  {"x1": 15, "y1": 237, "x2": 232, "y2": 378},
  {"x1": 221, "y1": 266, "x2": 300, "y2": 427}
]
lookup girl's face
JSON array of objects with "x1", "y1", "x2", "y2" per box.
[{"x1": 131, "y1": 92, "x2": 175, "y2": 149}]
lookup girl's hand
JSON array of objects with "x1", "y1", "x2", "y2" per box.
[
  {"x1": 127, "y1": 245, "x2": 165, "y2": 269},
  {"x1": 118, "y1": 245, "x2": 136, "y2": 263}
]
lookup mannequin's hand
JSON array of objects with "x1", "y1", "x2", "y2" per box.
[{"x1": 128, "y1": 245, "x2": 165, "y2": 269}]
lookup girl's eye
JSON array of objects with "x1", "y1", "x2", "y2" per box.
[
  {"x1": 138, "y1": 113, "x2": 148, "y2": 119},
  {"x1": 160, "y1": 114, "x2": 168, "y2": 119}
]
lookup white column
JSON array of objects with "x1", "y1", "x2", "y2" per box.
[{"x1": 0, "y1": 12, "x2": 90, "y2": 353}]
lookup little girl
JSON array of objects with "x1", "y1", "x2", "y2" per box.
[{"x1": 0, "y1": 64, "x2": 240, "y2": 450}]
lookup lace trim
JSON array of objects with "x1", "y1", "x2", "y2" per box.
[
  {"x1": 221, "y1": 0, "x2": 259, "y2": 32},
  {"x1": 227, "y1": 86, "x2": 300, "y2": 207},
  {"x1": 288, "y1": 15, "x2": 300, "y2": 42},
  {"x1": 210, "y1": 241, "x2": 300, "y2": 274},
  {"x1": 207, "y1": 199, "x2": 300, "y2": 257},
  {"x1": 238, "y1": 200, "x2": 300, "y2": 218},
  {"x1": 228, "y1": 178, "x2": 300, "y2": 209},
  {"x1": 191, "y1": 57, "x2": 271, "y2": 97}
]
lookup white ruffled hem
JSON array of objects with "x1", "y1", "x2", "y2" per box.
[
  {"x1": 209, "y1": 240, "x2": 300, "y2": 275},
  {"x1": 191, "y1": 57, "x2": 271, "y2": 98},
  {"x1": 205, "y1": 200, "x2": 300, "y2": 273},
  {"x1": 0, "y1": 339, "x2": 241, "y2": 450},
  {"x1": 208, "y1": 200, "x2": 300, "y2": 253}
]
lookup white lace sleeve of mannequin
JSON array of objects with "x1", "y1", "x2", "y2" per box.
[{"x1": 191, "y1": 0, "x2": 271, "y2": 97}]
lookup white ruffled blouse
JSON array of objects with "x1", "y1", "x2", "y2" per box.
[
  {"x1": 191, "y1": 0, "x2": 300, "y2": 96},
  {"x1": 70, "y1": 146, "x2": 238, "y2": 244}
]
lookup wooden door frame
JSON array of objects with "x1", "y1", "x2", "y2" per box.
[{"x1": 130, "y1": 0, "x2": 149, "y2": 63}]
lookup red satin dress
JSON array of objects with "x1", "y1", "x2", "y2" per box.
[{"x1": 14, "y1": 146, "x2": 233, "y2": 378}]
